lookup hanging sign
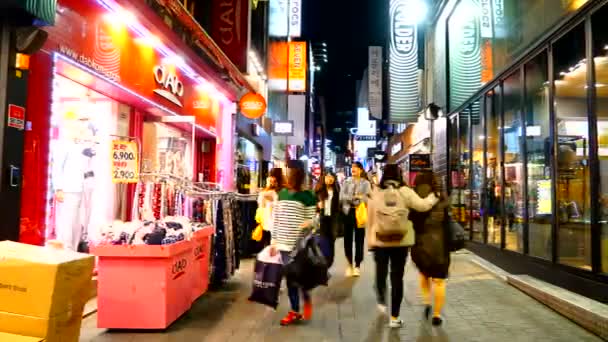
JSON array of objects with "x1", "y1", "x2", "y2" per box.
[
  {"x1": 239, "y1": 92, "x2": 267, "y2": 119},
  {"x1": 111, "y1": 140, "x2": 139, "y2": 183}
]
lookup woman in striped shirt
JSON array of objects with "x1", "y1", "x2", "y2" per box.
[{"x1": 270, "y1": 165, "x2": 317, "y2": 326}]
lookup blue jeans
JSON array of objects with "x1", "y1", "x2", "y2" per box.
[{"x1": 280, "y1": 251, "x2": 310, "y2": 312}]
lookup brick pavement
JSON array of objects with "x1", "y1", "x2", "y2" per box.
[{"x1": 80, "y1": 245, "x2": 602, "y2": 342}]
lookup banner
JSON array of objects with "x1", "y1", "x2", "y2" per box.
[
  {"x1": 269, "y1": 0, "x2": 302, "y2": 37},
  {"x1": 268, "y1": 41, "x2": 307, "y2": 92},
  {"x1": 210, "y1": 0, "x2": 251, "y2": 72},
  {"x1": 288, "y1": 41, "x2": 307, "y2": 92},
  {"x1": 111, "y1": 140, "x2": 139, "y2": 183},
  {"x1": 368, "y1": 46, "x2": 383, "y2": 120}
]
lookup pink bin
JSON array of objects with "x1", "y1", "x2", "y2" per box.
[
  {"x1": 190, "y1": 227, "x2": 214, "y2": 302},
  {"x1": 91, "y1": 240, "x2": 193, "y2": 329}
]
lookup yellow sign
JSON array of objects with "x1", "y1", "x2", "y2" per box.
[
  {"x1": 536, "y1": 180, "x2": 552, "y2": 215},
  {"x1": 111, "y1": 140, "x2": 139, "y2": 183}
]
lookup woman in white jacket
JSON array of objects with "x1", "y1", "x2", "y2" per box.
[
  {"x1": 366, "y1": 164, "x2": 438, "y2": 328},
  {"x1": 257, "y1": 168, "x2": 285, "y2": 246}
]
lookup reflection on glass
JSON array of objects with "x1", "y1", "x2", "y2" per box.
[
  {"x1": 450, "y1": 111, "x2": 471, "y2": 234},
  {"x1": 449, "y1": 115, "x2": 461, "y2": 221},
  {"x1": 525, "y1": 51, "x2": 553, "y2": 260},
  {"x1": 503, "y1": 72, "x2": 525, "y2": 252},
  {"x1": 486, "y1": 89, "x2": 503, "y2": 246},
  {"x1": 554, "y1": 24, "x2": 591, "y2": 270},
  {"x1": 592, "y1": 6, "x2": 608, "y2": 273},
  {"x1": 471, "y1": 100, "x2": 485, "y2": 242}
]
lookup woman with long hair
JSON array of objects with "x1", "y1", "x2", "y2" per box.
[
  {"x1": 270, "y1": 165, "x2": 317, "y2": 326},
  {"x1": 409, "y1": 171, "x2": 451, "y2": 326},
  {"x1": 314, "y1": 171, "x2": 340, "y2": 268},
  {"x1": 257, "y1": 168, "x2": 285, "y2": 246},
  {"x1": 340, "y1": 161, "x2": 371, "y2": 277},
  {"x1": 367, "y1": 164, "x2": 438, "y2": 328}
]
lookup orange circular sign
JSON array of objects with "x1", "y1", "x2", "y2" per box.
[{"x1": 239, "y1": 92, "x2": 267, "y2": 119}]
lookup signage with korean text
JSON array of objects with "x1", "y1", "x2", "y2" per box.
[
  {"x1": 7, "y1": 104, "x2": 25, "y2": 130},
  {"x1": 111, "y1": 140, "x2": 139, "y2": 183},
  {"x1": 368, "y1": 46, "x2": 383, "y2": 120},
  {"x1": 409, "y1": 154, "x2": 431, "y2": 172}
]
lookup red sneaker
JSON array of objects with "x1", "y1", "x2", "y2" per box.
[
  {"x1": 303, "y1": 301, "x2": 312, "y2": 320},
  {"x1": 280, "y1": 311, "x2": 302, "y2": 326}
]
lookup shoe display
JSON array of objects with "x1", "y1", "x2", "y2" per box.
[
  {"x1": 389, "y1": 317, "x2": 403, "y2": 328},
  {"x1": 280, "y1": 311, "x2": 303, "y2": 326},
  {"x1": 432, "y1": 316, "x2": 443, "y2": 326},
  {"x1": 353, "y1": 267, "x2": 361, "y2": 277},
  {"x1": 303, "y1": 301, "x2": 313, "y2": 320}
]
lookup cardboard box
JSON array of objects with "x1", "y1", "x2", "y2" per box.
[
  {"x1": 0, "y1": 241, "x2": 94, "y2": 319},
  {"x1": 0, "y1": 332, "x2": 43, "y2": 342},
  {"x1": 0, "y1": 310, "x2": 83, "y2": 342}
]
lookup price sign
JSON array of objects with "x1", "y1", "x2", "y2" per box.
[{"x1": 111, "y1": 140, "x2": 139, "y2": 183}]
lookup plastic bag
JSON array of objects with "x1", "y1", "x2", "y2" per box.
[
  {"x1": 284, "y1": 233, "x2": 329, "y2": 290},
  {"x1": 248, "y1": 246, "x2": 283, "y2": 309},
  {"x1": 355, "y1": 202, "x2": 367, "y2": 228}
]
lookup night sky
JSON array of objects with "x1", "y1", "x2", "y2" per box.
[{"x1": 303, "y1": 0, "x2": 387, "y2": 121}]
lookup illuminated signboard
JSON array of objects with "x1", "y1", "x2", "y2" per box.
[
  {"x1": 368, "y1": 46, "x2": 383, "y2": 120},
  {"x1": 269, "y1": 0, "x2": 302, "y2": 37},
  {"x1": 272, "y1": 120, "x2": 294, "y2": 136},
  {"x1": 268, "y1": 41, "x2": 307, "y2": 92},
  {"x1": 388, "y1": 0, "x2": 420, "y2": 123}
]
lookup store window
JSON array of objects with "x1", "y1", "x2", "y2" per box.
[
  {"x1": 503, "y1": 71, "x2": 525, "y2": 252},
  {"x1": 236, "y1": 138, "x2": 261, "y2": 194},
  {"x1": 141, "y1": 122, "x2": 194, "y2": 179},
  {"x1": 592, "y1": 5, "x2": 608, "y2": 273},
  {"x1": 554, "y1": 23, "x2": 592, "y2": 270},
  {"x1": 525, "y1": 51, "x2": 553, "y2": 260},
  {"x1": 486, "y1": 87, "x2": 503, "y2": 247},
  {"x1": 49, "y1": 75, "x2": 128, "y2": 251},
  {"x1": 450, "y1": 110, "x2": 471, "y2": 233},
  {"x1": 471, "y1": 99, "x2": 485, "y2": 242}
]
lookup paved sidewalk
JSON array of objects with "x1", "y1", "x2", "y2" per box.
[{"x1": 80, "y1": 244, "x2": 601, "y2": 342}]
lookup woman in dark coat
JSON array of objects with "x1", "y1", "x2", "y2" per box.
[
  {"x1": 314, "y1": 172, "x2": 340, "y2": 268},
  {"x1": 409, "y1": 171, "x2": 451, "y2": 326}
]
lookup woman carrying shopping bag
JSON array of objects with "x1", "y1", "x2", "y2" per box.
[
  {"x1": 340, "y1": 162, "x2": 371, "y2": 277},
  {"x1": 314, "y1": 171, "x2": 341, "y2": 268},
  {"x1": 409, "y1": 172, "x2": 451, "y2": 326},
  {"x1": 269, "y1": 164, "x2": 317, "y2": 326},
  {"x1": 367, "y1": 164, "x2": 438, "y2": 328}
]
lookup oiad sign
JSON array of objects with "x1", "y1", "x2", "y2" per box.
[
  {"x1": 389, "y1": 0, "x2": 420, "y2": 123},
  {"x1": 239, "y1": 92, "x2": 267, "y2": 119},
  {"x1": 153, "y1": 65, "x2": 184, "y2": 107}
]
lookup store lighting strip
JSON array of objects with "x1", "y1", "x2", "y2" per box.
[{"x1": 95, "y1": 0, "x2": 231, "y2": 104}]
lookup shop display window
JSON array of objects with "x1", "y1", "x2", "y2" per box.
[
  {"x1": 503, "y1": 71, "x2": 525, "y2": 253},
  {"x1": 236, "y1": 138, "x2": 261, "y2": 194},
  {"x1": 554, "y1": 23, "x2": 592, "y2": 270},
  {"x1": 525, "y1": 51, "x2": 553, "y2": 260},
  {"x1": 48, "y1": 75, "x2": 128, "y2": 251},
  {"x1": 450, "y1": 110, "x2": 471, "y2": 233},
  {"x1": 592, "y1": 6, "x2": 608, "y2": 273},
  {"x1": 486, "y1": 88, "x2": 503, "y2": 247},
  {"x1": 471, "y1": 99, "x2": 485, "y2": 242}
]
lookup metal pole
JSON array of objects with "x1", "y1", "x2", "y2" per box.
[{"x1": 284, "y1": 0, "x2": 290, "y2": 163}]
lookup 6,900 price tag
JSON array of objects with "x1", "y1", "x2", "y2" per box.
[{"x1": 111, "y1": 140, "x2": 139, "y2": 183}]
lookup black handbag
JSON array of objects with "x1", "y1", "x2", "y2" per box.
[{"x1": 447, "y1": 219, "x2": 466, "y2": 252}]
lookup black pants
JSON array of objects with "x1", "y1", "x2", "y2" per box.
[
  {"x1": 374, "y1": 247, "x2": 409, "y2": 318},
  {"x1": 320, "y1": 215, "x2": 336, "y2": 267},
  {"x1": 344, "y1": 208, "x2": 365, "y2": 267}
]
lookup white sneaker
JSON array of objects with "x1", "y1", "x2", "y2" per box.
[
  {"x1": 377, "y1": 304, "x2": 387, "y2": 315},
  {"x1": 345, "y1": 266, "x2": 354, "y2": 277},
  {"x1": 389, "y1": 317, "x2": 403, "y2": 328},
  {"x1": 353, "y1": 267, "x2": 361, "y2": 277}
]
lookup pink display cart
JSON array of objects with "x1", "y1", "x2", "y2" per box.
[{"x1": 189, "y1": 226, "x2": 214, "y2": 302}]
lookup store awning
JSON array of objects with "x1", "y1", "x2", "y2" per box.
[{"x1": 1, "y1": 0, "x2": 57, "y2": 25}]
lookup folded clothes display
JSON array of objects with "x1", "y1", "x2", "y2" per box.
[{"x1": 96, "y1": 216, "x2": 208, "y2": 246}]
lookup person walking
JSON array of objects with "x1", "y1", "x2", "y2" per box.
[
  {"x1": 409, "y1": 171, "x2": 451, "y2": 326},
  {"x1": 367, "y1": 164, "x2": 438, "y2": 328},
  {"x1": 270, "y1": 165, "x2": 317, "y2": 326},
  {"x1": 257, "y1": 168, "x2": 285, "y2": 246},
  {"x1": 340, "y1": 162, "x2": 371, "y2": 277},
  {"x1": 314, "y1": 171, "x2": 341, "y2": 268}
]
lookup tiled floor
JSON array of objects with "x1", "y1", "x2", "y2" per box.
[{"x1": 80, "y1": 244, "x2": 602, "y2": 342}]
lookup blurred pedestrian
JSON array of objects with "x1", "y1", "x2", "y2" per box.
[
  {"x1": 409, "y1": 171, "x2": 451, "y2": 326},
  {"x1": 314, "y1": 171, "x2": 341, "y2": 268},
  {"x1": 257, "y1": 168, "x2": 285, "y2": 246}
]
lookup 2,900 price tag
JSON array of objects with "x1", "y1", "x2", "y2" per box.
[{"x1": 111, "y1": 140, "x2": 139, "y2": 183}]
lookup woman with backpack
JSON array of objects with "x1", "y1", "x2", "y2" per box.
[
  {"x1": 314, "y1": 171, "x2": 341, "y2": 268},
  {"x1": 269, "y1": 164, "x2": 317, "y2": 326},
  {"x1": 340, "y1": 162, "x2": 371, "y2": 277},
  {"x1": 409, "y1": 172, "x2": 451, "y2": 326},
  {"x1": 366, "y1": 164, "x2": 438, "y2": 328}
]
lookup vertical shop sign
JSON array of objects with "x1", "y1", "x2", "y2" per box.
[
  {"x1": 493, "y1": 0, "x2": 505, "y2": 37},
  {"x1": 111, "y1": 140, "x2": 139, "y2": 183},
  {"x1": 7, "y1": 104, "x2": 25, "y2": 130},
  {"x1": 388, "y1": 0, "x2": 420, "y2": 123},
  {"x1": 269, "y1": 0, "x2": 302, "y2": 37},
  {"x1": 288, "y1": 41, "x2": 307, "y2": 92},
  {"x1": 480, "y1": 0, "x2": 492, "y2": 38},
  {"x1": 368, "y1": 46, "x2": 383, "y2": 120},
  {"x1": 210, "y1": 0, "x2": 251, "y2": 72}
]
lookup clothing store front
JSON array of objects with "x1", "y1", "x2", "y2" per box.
[
  {"x1": 18, "y1": 0, "x2": 231, "y2": 248},
  {"x1": 446, "y1": 0, "x2": 608, "y2": 302}
]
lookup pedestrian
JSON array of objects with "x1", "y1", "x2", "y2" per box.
[
  {"x1": 409, "y1": 171, "x2": 451, "y2": 326},
  {"x1": 340, "y1": 162, "x2": 372, "y2": 277},
  {"x1": 314, "y1": 171, "x2": 341, "y2": 268},
  {"x1": 257, "y1": 168, "x2": 285, "y2": 246},
  {"x1": 269, "y1": 165, "x2": 317, "y2": 326},
  {"x1": 366, "y1": 164, "x2": 438, "y2": 328}
]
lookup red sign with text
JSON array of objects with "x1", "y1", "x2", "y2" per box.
[
  {"x1": 210, "y1": 0, "x2": 250, "y2": 72},
  {"x1": 7, "y1": 104, "x2": 25, "y2": 130}
]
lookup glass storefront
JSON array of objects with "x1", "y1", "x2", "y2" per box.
[{"x1": 236, "y1": 137, "x2": 261, "y2": 194}]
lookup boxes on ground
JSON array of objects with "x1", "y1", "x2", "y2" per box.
[
  {"x1": 190, "y1": 226, "x2": 214, "y2": 302},
  {"x1": 91, "y1": 240, "x2": 194, "y2": 329},
  {"x1": 0, "y1": 241, "x2": 95, "y2": 342}
]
